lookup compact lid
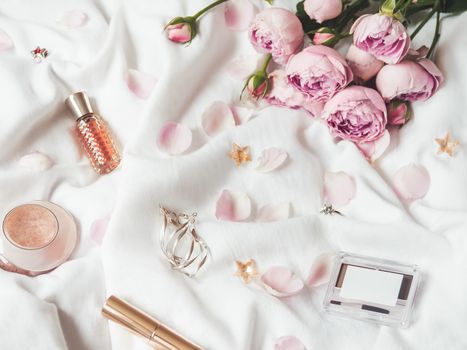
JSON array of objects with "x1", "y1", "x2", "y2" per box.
[{"x1": 65, "y1": 91, "x2": 94, "y2": 120}]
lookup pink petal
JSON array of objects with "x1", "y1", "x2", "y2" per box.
[
  {"x1": 261, "y1": 266, "x2": 304, "y2": 297},
  {"x1": 127, "y1": 69, "x2": 157, "y2": 100},
  {"x1": 275, "y1": 336, "x2": 307, "y2": 350},
  {"x1": 157, "y1": 122, "x2": 192, "y2": 155},
  {"x1": 58, "y1": 10, "x2": 88, "y2": 28},
  {"x1": 90, "y1": 215, "x2": 111, "y2": 245},
  {"x1": 255, "y1": 148, "x2": 288, "y2": 172},
  {"x1": 225, "y1": 0, "x2": 257, "y2": 31},
  {"x1": 215, "y1": 189, "x2": 251, "y2": 221},
  {"x1": 257, "y1": 202, "x2": 290, "y2": 222},
  {"x1": 18, "y1": 151, "x2": 54, "y2": 172},
  {"x1": 202, "y1": 101, "x2": 236, "y2": 137},
  {"x1": 225, "y1": 54, "x2": 262, "y2": 81},
  {"x1": 231, "y1": 105, "x2": 255, "y2": 125},
  {"x1": 323, "y1": 171, "x2": 356, "y2": 206},
  {"x1": 306, "y1": 252, "x2": 335, "y2": 287},
  {"x1": 392, "y1": 164, "x2": 430, "y2": 201},
  {"x1": 0, "y1": 29, "x2": 13, "y2": 51},
  {"x1": 356, "y1": 130, "x2": 391, "y2": 162}
]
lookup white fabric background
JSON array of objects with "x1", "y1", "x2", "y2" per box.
[{"x1": 0, "y1": 1, "x2": 466, "y2": 349}]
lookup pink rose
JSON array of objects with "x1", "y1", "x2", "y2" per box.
[
  {"x1": 304, "y1": 0, "x2": 343, "y2": 23},
  {"x1": 387, "y1": 100, "x2": 411, "y2": 125},
  {"x1": 249, "y1": 8, "x2": 304, "y2": 64},
  {"x1": 312, "y1": 27, "x2": 338, "y2": 46},
  {"x1": 324, "y1": 86, "x2": 387, "y2": 142},
  {"x1": 376, "y1": 58, "x2": 444, "y2": 102},
  {"x1": 350, "y1": 14, "x2": 410, "y2": 64},
  {"x1": 286, "y1": 45, "x2": 353, "y2": 102},
  {"x1": 166, "y1": 22, "x2": 193, "y2": 44},
  {"x1": 346, "y1": 44, "x2": 384, "y2": 83}
]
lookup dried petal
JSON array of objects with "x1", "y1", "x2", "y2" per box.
[
  {"x1": 255, "y1": 148, "x2": 288, "y2": 172},
  {"x1": 274, "y1": 336, "x2": 307, "y2": 350},
  {"x1": 18, "y1": 151, "x2": 54, "y2": 172},
  {"x1": 392, "y1": 164, "x2": 430, "y2": 200},
  {"x1": 225, "y1": 54, "x2": 261, "y2": 81},
  {"x1": 323, "y1": 171, "x2": 356, "y2": 206},
  {"x1": 225, "y1": 0, "x2": 257, "y2": 31},
  {"x1": 202, "y1": 101, "x2": 236, "y2": 137},
  {"x1": 58, "y1": 10, "x2": 88, "y2": 28},
  {"x1": 0, "y1": 29, "x2": 13, "y2": 51},
  {"x1": 356, "y1": 130, "x2": 390, "y2": 162},
  {"x1": 256, "y1": 202, "x2": 290, "y2": 222},
  {"x1": 261, "y1": 266, "x2": 304, "y2": 297},
  {"x1": 215, "y1": 189, "x2": 251, "y2": 221},
  {"x1": 127, "y1": 69, "x2": 157, "y2": 100},
  {"x1": 90, "y1": 215, "x2": 111, "y2": 245},
  {"x1": 306, "y1": 252, "x2": 335, "y2": 287},
  {"x1": 157, "y1": 122, "x2": 192, "y2": 155}
]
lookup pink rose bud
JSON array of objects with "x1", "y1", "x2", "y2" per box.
[
  {"x1": 387, "y1": 100, "x2": 412, "y2": 126},
  {"x1": 165, "y1": 17, "x2": 195, "y2": 44},
  {"x1": 286, "y1": 45, "x2": 353, "y2": 102},
  {"x1": 312, "y1": 28, "x2": 337, "y2": 46},
  {"x1": 304, "y1": 0, "x2": 343, "y2": 23},
  {"x1": 346, "y1": 44, "x2": 384, "y2": 83},
  {"x1": 376, "y1": 58, "x2": 444, "y2": 102},
  {"x1": 249, "y1": 8, "x2": 304, "y2": 64},
  {"x1": 323, "y1": 86, "x2": 387, "y2": 143},
  {"x1": 245, "y1": 73, "x2": 269, "y2": 99},
  {"x1": 350, "y1": 13, "x2": 410, "y2": 64}
]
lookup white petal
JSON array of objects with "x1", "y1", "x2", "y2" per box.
[
  {"x1": 256, "y1": 202, "x2": 290, "y2": 222},
  {"x1": 306, "y1": 252, "x2": 336, "y2": 287},
  {"x1": 202, "y1": 101, "x2": 236, "y2": 137},
  {"x1": 255, "y1": 148, "x2": 288, "y2": 172},
  {"x1": 215, "y1": 189, "x2": 251, "y2": 221},
  {"x1": 323, "y1": 171, "x2": 356, "y2": 206},
  {"x1": 274, "y1": 336, "x2": 307, "y2": 350},
  {"x1": 90, "y1": 215, "x2": 111, "y2": 245},
  {"x1": 261, "y1": 266, "x2": 304, "y2": 297},
  {"x1": 157, "y1": 122, "x2": 192, "y2": 155},
  {"x1": 225, "y1": 54, "x2": 262, "y2": 81},
  {"x1": 392, "y1": 164, "x2": 430, "y2": 201},
  {"x1": 58, "y1": 10, "x2": 88, "y2": 28},
  {"x1": 0, "y1": 29, "x2": 13, "y2": 51},
  {"x1": 224, "y1": 0, "x2": 257, "y2": 31},
  {"x1": 18, "y1": 151, "x2": 54, "y2": 172},
  {"x1": 127, "y1": 69, "x2": 157, "y2": 99}
]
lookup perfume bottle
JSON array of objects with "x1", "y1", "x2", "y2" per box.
[{"x1": 65, "y1": 91, "x2": 121, "y2": 174}]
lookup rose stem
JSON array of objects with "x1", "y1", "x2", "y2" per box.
[
  {"x1": 427, "y1": 10, "x2": 441, "y2": 58},
  {"x1": 193, "y1": 0, "x2": 229, "y2": 20}
]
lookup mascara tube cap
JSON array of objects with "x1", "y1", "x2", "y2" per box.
[{"x1": 65, "y1": 91, "x2": 94, "y2": 120}]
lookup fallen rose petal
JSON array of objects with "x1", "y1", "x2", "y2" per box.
[
  {"x1": 202, "y1": 101, "x2": 236, "y2": 136},
  {"x1": 127, "y1": 69, "x2": 157, "y2": 99},
  {"x1": 356, "y1": 130, "x2": 390, "y2": 162},
  {"x1": 225, "y1": 0, "x2": 256, "y2": 31},
  {"x1": 261, "y1": 266, "x2": 304, "y2": 297},
  {"x1": 225, "y1": 54, "x2": 261, "y2": 81},
  {"x1": 231, "y1": 105, "x2": 254, "y2": 125},
  {"x1": 215, "y1": 189, "x2": 251, "y2": 221},
  {"x1": 0, "y1": 29, "x2": 13, "y2": 51},
  {"x1": 306, "y1": 252, "x2": 336, "y2": 287},
  {"x1": 255, "y1": 148, "x2": 288, "y2": 172},
  {"x1": 257, "y1": 202, "x2": 290, "y2": 222},
  {"x1": 90, "y1": 215, "x2": 111, "y2": 245},
  {"x1": 58, "y1": 10, "x2": 88, "y2": 28},
  {"x1": 18, "y1": 151, "x2": 54, "y2": 172},
  {"x1": 274, "y1": 336, "x2": 307, "y2": 350},
  {"x1": 323, "y1": 171, "x2": 356, "y2": 206},
  {"x1": 393, "y1": 164, "x2": 430, "y2": 200},
  {"x1": 157, "y1": 122, "x2": 192, "y2": 155}
]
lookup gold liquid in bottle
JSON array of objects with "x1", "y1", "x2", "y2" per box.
[{"x1": 65, "y1": 91, "x2": 121, "y2": 174}]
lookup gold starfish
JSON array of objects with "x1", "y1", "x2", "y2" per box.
[
  {"x1": 228, "y1": 143, "x2": 251, "y2": 166},
  {"x1": 234, "y1": 259, "x2": 259, "y2": 284},
  {"x1": 435, "y1": 132, "x2": 460, "y2": 157}
]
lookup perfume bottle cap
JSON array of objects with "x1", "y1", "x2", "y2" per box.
[{"x1": 65, "y1": 91, "x2": 94, "y2": 120}]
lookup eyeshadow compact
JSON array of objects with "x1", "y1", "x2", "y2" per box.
[{"x1": 323, "y1": 252, "x2": 420, "y2": 328}]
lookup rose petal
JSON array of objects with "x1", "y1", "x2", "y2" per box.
[
  {"x1": 215, "y1": 189, "x2": 251, "y2": 221},
  {"x1": 356, "y1": 130, "x2": 391, "y2": 162},
  {"x1": 90, "y1": 215, "x2": 111, "y2": 245},
  {"x1": 256, "y1": 202, "x2": 290, "y2": 222},
  {"x1": 202, "y1": 101, "x2": 236, "y2": 137},
  {"x1": 306, "y1": 252, "x2": 336, "y2": 287},
  {"x1": 255, "y1": 148, "x2": 288, "y2": 172},
  {"x1": 274, "y1": 336, "x2": 307, "y2": 350},
  {"x1": 261, "y1": 266, "x2": 304, "y2": 297},
  {"x1": 323, "y1": 171, "x2": 356, "y2": 206},
  {"x1": 225, "y1": 0, "x2": 257, "y2": 31},
  {"x1": 127, "y1": 69, "x2": 157, "y2": 99},
  {"x1": 58, "y1": 10, "x2": 88, "y2": 28},
  {"x1": 0, "y1": 29, "x2": 13, "y2": 51},
  {"x1": 18, "y1": 151, "x2": 54, "y2": 172},
  {"x1": 225, "y1": 54, "x2": 261, "y2": 81},
  {"x1": 392, "y1": 164, "x2": 430, "y2": 201},
  {"x1": 157, "y1": 122, "x2": 192, "y2": 155},
  {"x1": 231, "y1": 105, "x2": 254, "y2": 125}
]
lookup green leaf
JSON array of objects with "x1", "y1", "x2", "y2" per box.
[
  {"x1": 265, "y1": 0, "x2": 272, "y2": 4},
  {"x1": 442, "y1": 0, "x2": 467, "y2": 13},
  {"x1": 380, "y1": 0, "x2": 396, "y2": 15}
]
